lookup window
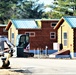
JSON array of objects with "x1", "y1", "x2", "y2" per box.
[
  {"x1": 51, "y1": 22, "x2": 57, "y2": 27},
  {"x1": 3, "y1": 28, "x2": 7, "y2": 32},
  {"x1": 63, "y1": 32, "x2": 67, "y2": 46},
  {"x1": 26, "y1": 35, "x2": 29, "y2": 42},
  {"x1": 30, "y1": 33, "x2": 35, "y2": 36},
  {"x1": 12, "y1": 33, "x2": 14, "y2": 38},
  {"x1": 11, "y1": 33, "x2": 14, "y2": 44},
  {"x1": 25, "y1": 32, "x2": 35, "y2": 37},
  {"x1": 20, "y1": 36, "x2": 25, "y2": 42},
  {"x1": 50, "y1": 32, "x2": 56, "y2": 39}
]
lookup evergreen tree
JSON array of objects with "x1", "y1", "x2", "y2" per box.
[
  {"x1": 0, "y1": 0, "x2": 44, "y2": 24},
  {"x1": 0, "y1": 0, "x2": 18, "y2": 23},
  {"x1": 16, "y1": 0, "x2": 44, "y2": 19},
  {"x1": 48, "y1": 0, "x2": 76, "y2": 19}
]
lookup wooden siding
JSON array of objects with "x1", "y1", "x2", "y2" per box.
[
  {"x1": 8, "y1": 23, "x2": 18, "y2": 45},
  {"x1": 7, "y1": 20, "x2": 58, "y2": 50},
  {"x1": 18, "y1": 20, "x2": 58, "y2": 50},
  {"x1": 74, "y1": 29, "x2": 76, "y2": 52},
  {"x1": 58, "y1": 20, "x2": 74, "y2": 52},
  {"x1": 0, "y1": 26, "x2": 8, "y2": 37}
]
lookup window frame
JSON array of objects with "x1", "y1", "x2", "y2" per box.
[
  {"x1": 3, "y1": 28, "x2": 7, "y2": 32},
  {"x1": 25, "y1": 32, "x2": 35, "y2": 37},
  {"x1": 51, "y1": 22, "x2": 57, "y2": 27},
  {"x1": 63, "y1": 32, "x2": 67, "y2": 46},
  {"x1": 50, "y1": 32, "x2": 56, "y2": 39},
  {"x1": 11, "y1": 33, "x2": 14, "y2": 44}
]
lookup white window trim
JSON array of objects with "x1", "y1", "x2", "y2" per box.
[
  {"x1": 25, "y1": 32, "x2": 35, "y2": 37},
  {"x1": 11, "y1": 33, "x2": 14, "y2": 44},
  {"x1": 3, "y1": 28, "x2": 7, "y2": 32},
  {"x1": 64, "y1": 39, "x2": 67, "y2": 46},
  {"x1": 63, "y1": 32, "x2": 67, "y2": 46},
  {"x1": 51, "y1": 22, "x2": 57, "y2": 27},
  {"x1": 50, "y1": 32, "x2": 56, "y2": 39}
]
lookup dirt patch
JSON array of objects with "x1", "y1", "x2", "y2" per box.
[{"x1": 0, "y1": 69, "x2": 24, "y2": 75}]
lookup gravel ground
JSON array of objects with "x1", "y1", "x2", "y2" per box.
[{"x1": 0, "y1": 57, "x2": 76, "y2": 75}]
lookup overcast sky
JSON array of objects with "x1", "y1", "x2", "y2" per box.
[
  {"x1": 38, "y1": 0, "x2": 54, "y2": 12},
  {"x1": 39, "y1": 0, "x2": 54, "y2": 5}
]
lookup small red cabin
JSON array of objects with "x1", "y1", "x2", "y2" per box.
[{"x1": 5, "y1": 19, "x2": 59, "y2": 50}]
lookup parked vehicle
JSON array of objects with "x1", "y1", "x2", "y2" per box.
[
  {"x1": 16, "y1": 33, "x2": 34, "y2": 57},
  {"x1": 0, "y1": 34, "x2": 34, "y2": 68}
]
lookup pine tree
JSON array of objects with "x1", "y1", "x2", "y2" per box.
[
  {"x1": 16, "y1": 0, "x2": 44, "y2": 19},
  {"x1": 49, "y1": 0, "x2": 76, "y2": 18},
  {"x1": 0, "y1": 0, "x2": 44, "y2": 23},
  {"x1": 0, "y1": 0, "x2": 18, "y2": 23}
]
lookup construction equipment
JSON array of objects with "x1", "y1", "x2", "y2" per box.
[
  {"x1": 0, "y1": 36, "x2": 15, "y2": 69},
  {"x1": 16, "y1": 34, "x2": 34, "y2": 57},
  {"x1": 0, "y1": 34, "x2": 34, "y2": 68}
]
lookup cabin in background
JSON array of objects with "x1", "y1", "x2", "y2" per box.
[{"x1": 5, "y1": 19, "x2": 59, "y2": 50}]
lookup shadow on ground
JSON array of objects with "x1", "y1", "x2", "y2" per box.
[{"x1": 9, "y1": 67, "x2": 33, "y2": 74}]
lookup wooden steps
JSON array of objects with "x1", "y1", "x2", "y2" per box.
[{"x1": 49, "y1": 49, "x2": 70, "y2": 58}]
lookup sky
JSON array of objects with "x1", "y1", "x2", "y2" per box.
[
  {"x1": 39, "y1": 0, "x2": 54, "y2": 12},
  {"x1": 39, "y1": 0, "x2": 54, "y2": 5}
]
